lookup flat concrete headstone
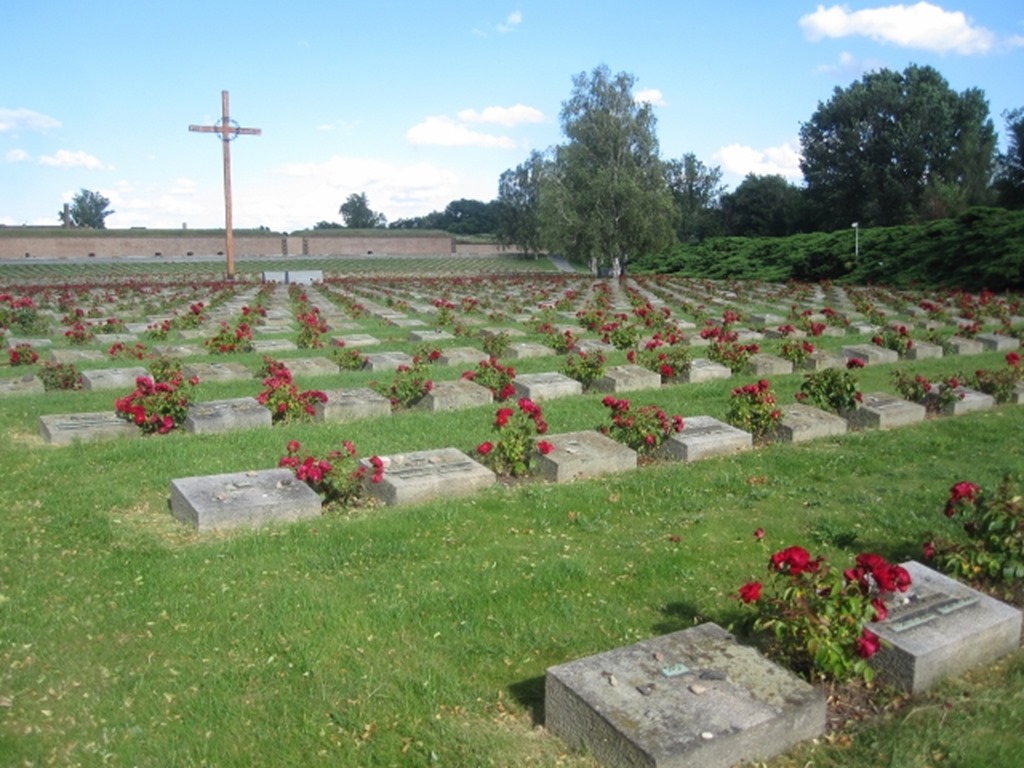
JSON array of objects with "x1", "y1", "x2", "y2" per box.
[
  {"x1": 948, "y1": 337, "x2": 984, "y2": 355},
  {"x1": 6, "y1": 337, "x2": 51, "y2": 350},
  {"x1": 655, "y1": 416, "x2": 752, "y2": 463},
  {"x1": 183, "y1": 397, "x2": 272, "y2": 434},
  {"x1": 771, "y1": 403, "x2": 848, "y2": 443},
  {"x1": 362, "y1": 448, "x2": 495, "y2": 506},
  {"x1": 39, "y1": 411, "x2": 140, "y2": 444},
  {"x1": 870, "y1": 561, "x2": 1022, "y2": 693},
  {"x1": 314, "y1": 387, "x2": 392, "y2": 423},
  {"x1": 512, "y1": 372, "x2": 583, "y2": 402},
  {"x1": 976, "y1": 333, "x2": 1020, "y2": 352},
  {"x1": 841, "y1": 344, "x2": 899, "y2": 365},
  {"x1": 534, "y1": 430, "x2": 637, "y2": 483},
  {"x1": 388, "y1": 317, "x2": 427, "y2": 328},
  {"x1": 94, "y1": 333, "x2": 138, "y2": 345},
  {"x1": 169, "y1": 468, "x2": 321, "y2": 532},
  {"x1": 437, "y1": 346, "x2": 488, "y2": 367},
  {"x1": 48, "y1": 348, "x2": 105, "y2": 364},
  {"x1": 333, "y1": 334, "x2": 381, "y2": 347},
  {"x1": 408, "y1": 329, "x2": 456, "y2": 343},
  {"x1": 506, "y1": 342, "x2": 557, "y2": 359},
  {"x1": 0, "y1": 374, "x2": 45, "y2": 397},
  {"x1": 592, "y1": 364, "x2": 662, "y2": 394},
  {"x1": 1011, "y1": 381, "x2": 1024, "y2": 404},
  {"x1": 744, "y1": 354, "x2": 793, "y2": 376},
  {"x1": 679, "y1": 359, "x2": 732, "y2": 384},
  {"x1": 843, "y1": 392, "x2": 926, "y2": 429},
  {"x1": 286, "y1": 270, "x2": 323, "y2": 285},
  {"x1": 415, "y1": 379, "x2": 493, "y2": 412},
  {"x1": 280, "y1": 357, "x2": 339, "y2": 377},
  {"x1": 928, "y1": 386, "x2": 995, "y2": 417},
  {"x1": 80, "y1": 366, "x2": 149, "y2": 391},
  {"x1": 904, "y1": 341, "x2": 943, "y2": 360},
  {"x1": 545, "y1": 622, "x2": 825, "y2": 768},
  {"x1": 363, "y1": 351, "x2": 415, "y2": 372},
  {"x1": 801, "y1": 352, "x2": 846, "y2": 371},
  {"x1": 253, "y1": 339, "x2": 298, "y2": 353},
  {"x1": 749, "y1": 313, "x2": 784, "y2": 326},
  {"x1": 151, "y1": 344, "x2": 202, "y2": 358},
  {"x1": 820, "y1": 326, "x2": 846, "y2": 337},
  {"x1": 577, "y1": 338, "x2": 615, "y2": 354},
  {"x1": 182, "y1": 361, "x2": 251, "y2": 383}
]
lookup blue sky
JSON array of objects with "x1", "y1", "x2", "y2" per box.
[{"x1": 2, "y1": 1, "x2": 1022, "y2": 231}]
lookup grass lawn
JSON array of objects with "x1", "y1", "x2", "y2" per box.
[{"x1": 1, "y1": 262, "x2": 1023, "y2": 766}]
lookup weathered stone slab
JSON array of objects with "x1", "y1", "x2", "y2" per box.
[
  {"x1": 183, "y1": 397, "x2": 271, "y2": 434},
  {"x1": 388, "y1": 317, "x2": 427, "y2": 328},
  {"x1": 94, "y1": 333, "x2": 138, "y2": 345},
  {"x1": 415, "y1": 379, "x2": 492, "y2": 412},
  {"x1": 80, "y1": 366, "x2": 149, "y2": 391},
  {"x1": 512, "y1": 372, "x2": 583, "y2": 402},
  {"x1": 39, "y1": 411, "x2": 140, "y2": 444},
  {"x1": 314, "y1": 387, "x2": 392, "y2": 422},
  {"x1": 182, "y1": 361, "x2": 251, "y2": 383},
  {"x1": 169, "y1": 469, "x2": 321, "y2": 532},
  {"x1": 976, "y1": 333, "x2": 1020, "y2": 351},
  {"x1": 279, "y1": 357, "x2": 339, "y2": 377},
  {"x1": 151, "y1": 344, "x2": 203, "y2": 358},
  {"x1": 363, "y1": 351, "x2": 415, "y2": 372},
  {"x1": 849, "y1": 323, "x2": 880, "y2": 335},
  {"x1": 506, "y1": 342, "x2": 557, "y2": 359},
  {"x1": 48, "y1": 348, "x2": 106, "y2": 364},
  {"x1": 801, "y1": 352, "x2": 846, "y2": 371},
  {"x1": 843, "y1": 392, "x2": 926, "y2": 429},
  {"x1": 870, "y1": 561, "x2": 1022, "y2": 693},
  {"x1": 437, "y1": 346, "x2": 488, "y2": 367},
  {"x1": 771, "y1": 403, "x2": 847, "y2": 443},
  {"x1": 0, "y1": 374, "x2": 45, "y2": 397},
  {"x1": 841, "y1": 344, "x2": 899, "y2": 365},
  {"x1": 545, "y1": 622, "x2": 825, "y2": 768},
  {"x1": 534, "y1": 430, "x2": 636, "y2": 483},
  {"x1": 655, "y1": 416, "x2": 752, "y2": 463},
  {"x1": 819, "y1": 326, "x2": 846, "y2": 337},
  {"x1": 481, "y1": 326, "x2": 527, "y2": 339},
  {"x1": 679, "y1": 358, "x2": 732, "y2": 384},
  {"x1": 408, "y1": 329, "x2": 456, "y2": 343},
  {"x1": 749, "y1": 313, "x2": 784, "y2": 326},
  {"x1": 904, "y1": 341, "x2": 943, "y2": 360},
  {"x1": 286, "y1": 270, "x2": 323, "y2": 285},
  {"x1": 1012, "y1": 382, "x2": 1024, "y2": 405},
  {"x1": 6, "y1": 337, "x2": 51, "y2": 350},
  {"x1": 948, "y1": 337, "x2": 984, "y2": 355},
  {"x1": 763, "y1": 327, "x2": 805, "y2": 340},
  {"x1": 592, "y1": 364, "x2": 662, "y2": 393},
  {"x1": 744, "y1": 354, "x2": 793, "y2": 376},
  {"x1": 577, "y1": 338, "x2": 615, "y2": 353},
  {"x1": 362, "y1": 448, "x2": 495, "y2": 506},
  {"x1": 333, "y1": 333, "x2": 381, "y2": 348},
  {"x1": 252, "y1": 339, "x2": 298, "y2": 353},
  {"x1": 927, "y1": 386, "x2": 995, "y2": 417}
]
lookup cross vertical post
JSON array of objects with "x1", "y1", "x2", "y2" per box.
[{"x1": 189, "y1": 90, "x2": 261, "y2": 278}]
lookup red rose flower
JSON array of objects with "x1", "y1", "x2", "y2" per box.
[
  {"x1": 856, "y1": 628, "x2": 881, "y2": 658},
  {"x1": 738, "y1": 581, "x2": 762, "y2": 604},
  {"x1": 537, "y1": 440, "x2": 554, "y2": 455}
]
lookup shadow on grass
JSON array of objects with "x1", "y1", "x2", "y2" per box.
[{"x1": 508, "y1": 674, "x2": 547, "y2": 726}]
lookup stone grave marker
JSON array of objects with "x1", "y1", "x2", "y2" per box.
[
  {"x1": 6, "y1": 337, "x2": 51, "y2": 350},
  {"x1": 81, "y1": 366, "x2": 150, "y2": 391},
  {"x1": 512, "y1": 372, "x2": 583, "y2": 402},
  {"x1": 841, "y1": 344, "x2": 899, "y2": 365},
  {"x1": 95, "y1": 333, "x2": 138, "y2": 345},
  {"x1": 679, "y1": 358, "x2": 732, "y2": 384},
  {"x1": 183, "y1": 397, "x2": 272, "y2": 434},
  {"x1": 280, "y1": 357, "x2": 339, "y2": 377},
  {"x1": 948, "y1": 337, "x2": 984, "y2": 356},
  {"x1": 506, "y1": 341, "x2": 557, "y2": 359},
  {"x1": 182, "y1": 361, "x2": 251, "y2": 383},
  {"x1": 801, "y1": 351, "x2": 846, "y2": 371},
  {"x1": 744, "y1": 354, "x2": 793, "y2": 376},
  {"x1": 39, "y1": 411, "x2": 140, "y2": 445},
  {"x1": 819, "y1": 326, "x2": 846, "y2": 337},
  {"x1": 763, "y1": 327, "x2": 805, "y2": 340},
  {"x1": 361, "y1": 448, "x2": 495, "y2": 506},
  {"x1": 48, "y1": 348, "x2": 106, "y2": 364},
  {"x1": 169, "y1": 469, "x2": 321, "y2": 532},
  {"x1": 592, "y1": 364, "x2": 662, "y2": 393},
  {"x1": 315, "y1": 388, "x2": 392, "y2": 423},
  {"x1": 1011, "y1": 381, "x2": 1024, "y2": 404},
  {"x1": 848, "y1": 322, "x2": 880, "y2": 335},
  {"x1": 0, "y1": 374, "x2": 45, "y2": 397},
  {"x1": 927, "y1": 386, "x2": 995, "y2": 417},
  {"x1": 415, "y1": 379, "x2": 492, "y2": 412},
  {"x1": 976, "y1": 332, "x2": 1020, "y2": 352},
  {"x1": 749, "y1": 313, "x2": 784, "y2": 326},
  {"x1": 333, "y1": 333, "x2": 381, "y2": 348},
  {"x1": 870, "y1": 561, "x2": 1022, "y2": 692},
  {"x1": 655, "y1": 416, "x2": 752, "y2": 463},
  {"x1": 545, "y1": 622, "x2": 825, "y2": 768},
  {"x1": 151, "y1": 344, "x2": 203, "y2": 358},
  {"x1": 408, "y1": 329, "x2": 455, "y2": 343},
  {"x1": 771, "y1": 403, "x2": 847, "y2": 443},
  {"x1": 253, "y1": 339, "x2": 298, "y2": 353},
  {"x1": 363, "y1": 351, "x2": 415, "y2": 371},
  {"x1": 437, "y1": 346, "x2": 488, "y2": 367},
  {"x1": 534, "y1": 430, "x2": 636, "y2": 483},
  {"x1": 904, "y1": 341, "x2": 943, "y2": 360},
  {"x1": 576, "y1": 338, "x2": 615, "y2": 354},
  {"x1": 388, "y1": 317, "x2": 427, "y2": 328},
  {"x1": 843, "y1": 392, "x2": 926, "y2": 430}
]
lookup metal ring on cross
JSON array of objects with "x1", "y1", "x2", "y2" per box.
[{"x1": 220, "y1": 119, "x2": 242, "y2": 141}]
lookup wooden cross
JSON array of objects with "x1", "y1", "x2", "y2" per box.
[{"x1": 189, "y1": 90, "x2": 261, "y2": 278}]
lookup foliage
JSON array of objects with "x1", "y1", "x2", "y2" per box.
[
  {"x1": 599, "y1": 395, "x2": 683, "y2": 456},
  {"x1": 994, "y1": 107, "x2": 1024, "y2": 210},
  {"x1": 64, "y1": 320, "x2": 94, "y2": 345},
  {"x1": 278, "y1": 439, "x2": 384, "y2": 508},
  {"x1": 0, "y1": 294, "x2": 48, "y2": 335},
  {"x1": 330, "y1": 343, "x2": 366, "y2": 370},
  {"x1": 496, "y1": 150, "x2": 546, "y2": 257},
  {"x1": 872, "y1": 325, "x2": 913, "y2": 355},
  {"x1": 890, "y1": 370, "x2": 965, "y2": 415},
  {"x1": 726, "y1": 379, "x2": 783, "y2": 440},
  {"x1": 147, "y1": 355, "x2": 183, "y2": 384},
  {"x1": 256, "y1": 359, "x2": 328, "y2": 423},
  {"x1": 38, "y1": 361, "x2": 82, "y2": 391},
  {"x1": 795, "y1": 360, "x2": 864, "y2": 414},
  {"x1": 63, "y1": 188, "x2": 115, "y2": 229},
  {"x1": 371, "y1": 361, "x2": 433, "y2": 409},
  {"x1": 296, "y1": 307, "x2": 328, "y2": 349},
  {"x1": 339, "y1": 192, "x2": 387, "y2": 228},
  {"x1": 971, "y1": 351, "x2": 1023, "y2": 403},
  {"x1": 8, "y1": 342, "x2": 38, "y2": 366},
  {"x1": 627, "y1": 331, "x2": 691, "y2": 382},
  {"x1": 778, "y1": 339, "x2": 815, "y2": 366},
  {"x1": 926, "y1": 476, "x2": 1024, "y2": 582},
  {"x1": 114, "y1": 373, "x2": 198, "y2": 435},
  {"x1": 539, "y1": 65, "x2": 677, "y2": 275},
  {"x1": 204, "y1": 320, "x2": 254, "y2": 354},
  {"x1": 461, "y1": 357, "x2": 516, "y2": 401},
  {"x1": 172, "y1": 302, "x2": 206, "y2": 330},
  {"x1": 720, "y1": 173, "x2": 805, "y2": 237},
  {"x1": 739, "y1": 545, "x2": 910, "y2": 683},
  {"x1": 475, "y1": 398, "x2": 550, "y2": 478},
  {"x1": 560, "y1": 349, "x2": 606, "y2": 390},
  {"x1": 108, "y1": 341, "x2": 150, "y2": 360},
  {"x1": 665, "y1": 152, "x2": 724, "y2": 242}
]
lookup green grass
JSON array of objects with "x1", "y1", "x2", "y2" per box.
[{"x1": 1, "y1": 270, "x2": 1023, "y2": 766}]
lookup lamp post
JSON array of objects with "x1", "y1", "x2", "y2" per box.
[{"x1": 852, "y1": 221, "x2": 859, "y2": 259}]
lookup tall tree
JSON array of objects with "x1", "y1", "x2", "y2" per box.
[
  {"x1": 720, "y1": 174, "x2": 805, "y2": 237},
  {"x1": 62, "y1": 189, "x2": 114, "y2": 229},
  {"x1": 665, "y1": 153, "x2": 725, "y2": 242},
  {"x1": 799, "y1": 64, "x2": 996, "y2": 230},
  {"x1": 540, "y1": 65, "x2": 677, "y2": 274},
  {"x1": 995, "y1": 107, "x2": 1024, "y2": 210},
  {"x1": 442, "y1": 199, "x2": 499, "y2": 235},
  {"x1": 339, "y1": 192, "x2": 387, "y2": 228},
  {"x1": 497, "y1": 150, "x2": 547, "y2": 257}
]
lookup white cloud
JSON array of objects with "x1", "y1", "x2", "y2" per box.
[
  {"x1": 800, "y1": 2, "x2": 996, "y2": 55},
  {"x1": 714, "y1": 141, "x2": 803, "y2": 180},
  {"x1": 498, "y1": 10, "x2": 523, "y2": 33},
  {"x1": 39, "y1": 149, "x2": 111, "y2": 170},
  {"x1": 0, "y1": 107, "x2": 60, "y2": 133},
  {"x1": 406, "y1": 116, "x2": 518, "y2": 148},
  {"x1": 815, "y1": 50, "x2": 887, "y2": 77},
  {"x1": 457, "y1": 104, "x2": 545, "y2": 126},
  {"x1": 634, "y1": 88, "x2": 667, "y2": 107},
  {"x1": 4, "y1": 149, "x2": 30, "y2": 163}
]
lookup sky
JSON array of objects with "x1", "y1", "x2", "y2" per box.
[{"x1": 2, "y1": 1, "x2": 1022, "y2": 232}]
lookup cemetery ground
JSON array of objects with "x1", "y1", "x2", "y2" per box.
[{"x1": 1, "y1": 259, "x2": 1023, "y2": 766}]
